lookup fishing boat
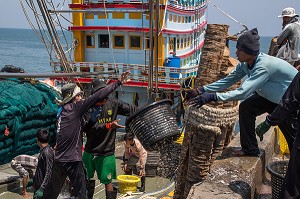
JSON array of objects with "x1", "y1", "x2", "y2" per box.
[
  {"x1": 0, "y1": 0, "x2": 206, "y2": 198},
  {"x1": 20, "y1": 0, "x2": 207, "y2": 115}
]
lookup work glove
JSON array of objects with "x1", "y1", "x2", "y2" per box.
[
  {"x1": 33, "y1": 188, "x2": 44, "y2": 199},
  {"x1": 188, "y1": 93, "x2": 217, "y2": 108},
  {"x1": 181, "y1": 87, "x2": 205, "y2": 102},
  {"x1": 26, "y1": 178, "x2": 33, "y2": 187},
  {"x1": 255, "y1": 120, "x2": 271, "y2": 141}
]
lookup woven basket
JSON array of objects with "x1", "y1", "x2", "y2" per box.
[
  {"x1": 126, "y1": 99, "x2": 180, "y2": 151},
  {"x1": 266, "y1": 161, "x2": 289, "y2": 199}
]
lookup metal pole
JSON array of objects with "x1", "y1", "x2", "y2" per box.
[
  {"x1": 148, "y1": 0, "x2": 154, "y2": 96},
  {"x1": 155, "y1": 0, "x2": 159, "y2": 95},
  {"x1": 0, "y1": 71, "x2": 115, "y2": 78},
  {"x1": 49, "y1": 9, "x2": 147, "y2": 13}
]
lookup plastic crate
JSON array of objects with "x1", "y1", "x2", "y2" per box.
[{"x1": 266, "y1": 161, "x2": 289, "y2": 199}]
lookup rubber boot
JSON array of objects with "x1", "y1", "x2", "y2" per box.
[
  {"x1": 87, "y1": 180, "x2": 95, "y2": 199},
  {"x1": 106, "y1": 187, "x2": 117, "y2": 199},
  {"x1": 139, "y1": 176, "x2": 146, "y2": 192}
]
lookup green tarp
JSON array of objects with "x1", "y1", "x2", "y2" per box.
[{"x1": 0, "y1": 79, "x2": 60, "y2": 164}]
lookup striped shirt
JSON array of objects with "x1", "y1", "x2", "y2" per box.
[{"x1": 13, "y1": 155, "x2": 38, "y2": 169}]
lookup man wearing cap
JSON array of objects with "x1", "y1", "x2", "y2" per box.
[
  {"x1": 183, "y1": 28, "x2": 298, "y2": 157},
  {"x1": 276, "y1": 7, "x2": 300, "y2": 68},
  {"x1": 43, "y1": 71, "x2": 130, "y2": 199},
  {"x1": 82, "y1": 78, "x2": 137, "y2": 199}
]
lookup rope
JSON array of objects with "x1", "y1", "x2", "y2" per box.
[
  {"x1": 208, "y1": 0, "x2": 248, "y2": 36},
  {"x1": 102, "y1": 0, "x2": 117, "y2": 71}
]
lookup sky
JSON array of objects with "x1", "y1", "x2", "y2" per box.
[{"x1": 0, "y1": 0, "x2": 299, "y2": 36}]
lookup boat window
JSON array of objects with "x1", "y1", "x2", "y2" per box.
[
  {"x1": 180, "y1": 38, "x2": 184, "y2": 49},
  {"x1": 99, "y1": 34, "x2": 109, "y2": 48},
  {"x1": 129, "y1": 13, "x2": 142, "y2": 19},
  {"x1": 112, "y1": 13, "x2": 125, "y2": 19},
  {"x1": 98, "y1": 13, "x2": 108, "y2": 19},
  {"x1": 173, "y1": 15, "x2": 177, "y2": 22},
  {"x1": 113, "y1": 35, "x2": 125, "y2": 49},
  {"x1": 85, "y1": 13, "x2": 94, "y2": 19},
  {"x1": 169, "y1": 14, "x2": 172, "y2": 21},
  {"x1": 86, "y1": 34, "x2": 95, "y2": 48},
  {"x1": 129, "y1": 36, "x2": 141, "y2": 50},
  {"x1": 178, "y1": 16, "x2": 181, "y2": 23},
  {"x1": 177, "y1": 38, "x2": 180, "y2": 49},
  {"x1": 169, "y1": 38, "x2": 174, "y2": 51}
]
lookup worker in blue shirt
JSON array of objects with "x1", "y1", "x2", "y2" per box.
[{"x1": 183, "y1": 28, "x2": 298, "y2": 157}]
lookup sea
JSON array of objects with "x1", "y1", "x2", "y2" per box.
[{"x1": 0, "y1": 28, "x2": 273, "y2": 73}]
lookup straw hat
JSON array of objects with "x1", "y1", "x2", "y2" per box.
[
  {"x1": 278, "y1": 7, "x2": 299, "y2": 18},
  {"x1": 60, "y1": 83, "x2": 83, "y2": 104}
]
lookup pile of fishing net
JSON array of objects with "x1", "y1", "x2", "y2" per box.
[{"x1": 0, "y1": 79, "x2": 60, "y2": 164}]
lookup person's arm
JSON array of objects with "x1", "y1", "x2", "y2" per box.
[
  {"x1": 277, "y1": 25, "x2": 292, "y2": 46},
  {"x1": 77, "y1": 71, "x2": 130, "y2": 115},
  {"x1": 215, "y1": 63, "x2": 269, "y2": 101},
  {"x1": 39, "y1": 148, "x2": 54, "y2": 190},
  {"x1": 115, "y1": 98, "x2": 137, "y2": 116},
  {"x1": 204, "y1": 63, "x2": 246, "y2": 92},
  {"x1": 124, "y1": 144, "x2": 130, "y2": 160},
  {"x1": 77, "y1": 81, "x2": 122, "y2": 116},
  {"x1": 134, "y1": 139, "x2": 147, "y2": 168}
]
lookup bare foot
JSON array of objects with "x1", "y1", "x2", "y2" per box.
[{"x1": 21, "y1": 191, "x2": 30, "y2": 198}]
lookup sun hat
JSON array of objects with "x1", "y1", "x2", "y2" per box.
[
  {"x1": 91, "y1": 78, "x2": 107, "y2": 94},
  {"x1": 61, "y1": 83, "x2": 83, "y2": 104},
  {"x1": 236, "y1": 28, "x2": 260, "y2": 55},
  {"x1": 278, "y1": 7, "x2": 299, "y2": 18}
]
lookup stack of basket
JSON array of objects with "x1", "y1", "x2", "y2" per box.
[{"x1": 145, "y1": 151, "x2": 160, "y2": 177}]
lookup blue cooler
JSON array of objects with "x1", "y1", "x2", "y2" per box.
[{"x1": 165, "y1": 56, "x2": 180, "y2": 78}]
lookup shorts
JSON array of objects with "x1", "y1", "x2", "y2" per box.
[{"x1": 82, "y1": 151, "x2": 116, "y2": 185}]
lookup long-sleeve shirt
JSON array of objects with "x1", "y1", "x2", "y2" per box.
[
  {"x1": 84, "y1": 96, "x2": 137, "y2": 156},
  {"x1": 204, "y1": 53, "x2": 298, "y2": 104},
  {"x1": 277, "y1": 19, "x2": 300, "y2": 62},
  {"x1": 33, "y1": 145, "x2": 54, "y2": 191},
  {"x1": 124, "y1": 138, "x2": 147, "y2": 168},
  {"x1": 55, "y1": 81, "x2": 121, "y2": 162}
]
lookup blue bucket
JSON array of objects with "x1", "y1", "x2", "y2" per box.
[{"x1": 165, "y1": 57, "x2": 180, "y2": 78}]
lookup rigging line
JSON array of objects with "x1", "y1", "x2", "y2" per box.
[
  {"x1": 42, "y1": 0, "x2": 72, "y2": 72},
  {"x1": 208, "y1": 0, "x2": 248, "y2": 31},
  {"x1": 158, "y1": 0, "x2": 167, "y2": 35},
  {"x1": 23, "y1": 0, "x2": 55, "y2": 62},
  {"x1": 103, "y1": 0, "x2": 117, "y2": 72},
  {"x1": 37, "y1": 0, "x2": 71, "y2": 74},
  {"x1": 48, "y1": 0, "x2": 72, "y2": 61}
]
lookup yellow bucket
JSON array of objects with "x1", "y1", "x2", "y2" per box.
[{"x1": 117, "y1": 175, "x2": 140, "y2": 194}]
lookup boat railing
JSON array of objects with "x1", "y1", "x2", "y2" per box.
[{"x1": 51, "y1": 62, "x2": 198, "y2": 86}]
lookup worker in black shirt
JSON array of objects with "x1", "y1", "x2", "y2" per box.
[
  {"x1": 83, "y1": 78, "x2": 137, "y2": 199},
  {"x1": 44, "y1": 71, "x2": 130, "y2": 199},
  {"x1": 33, "y1": 128, "x2": 54, "y2": 199}
]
